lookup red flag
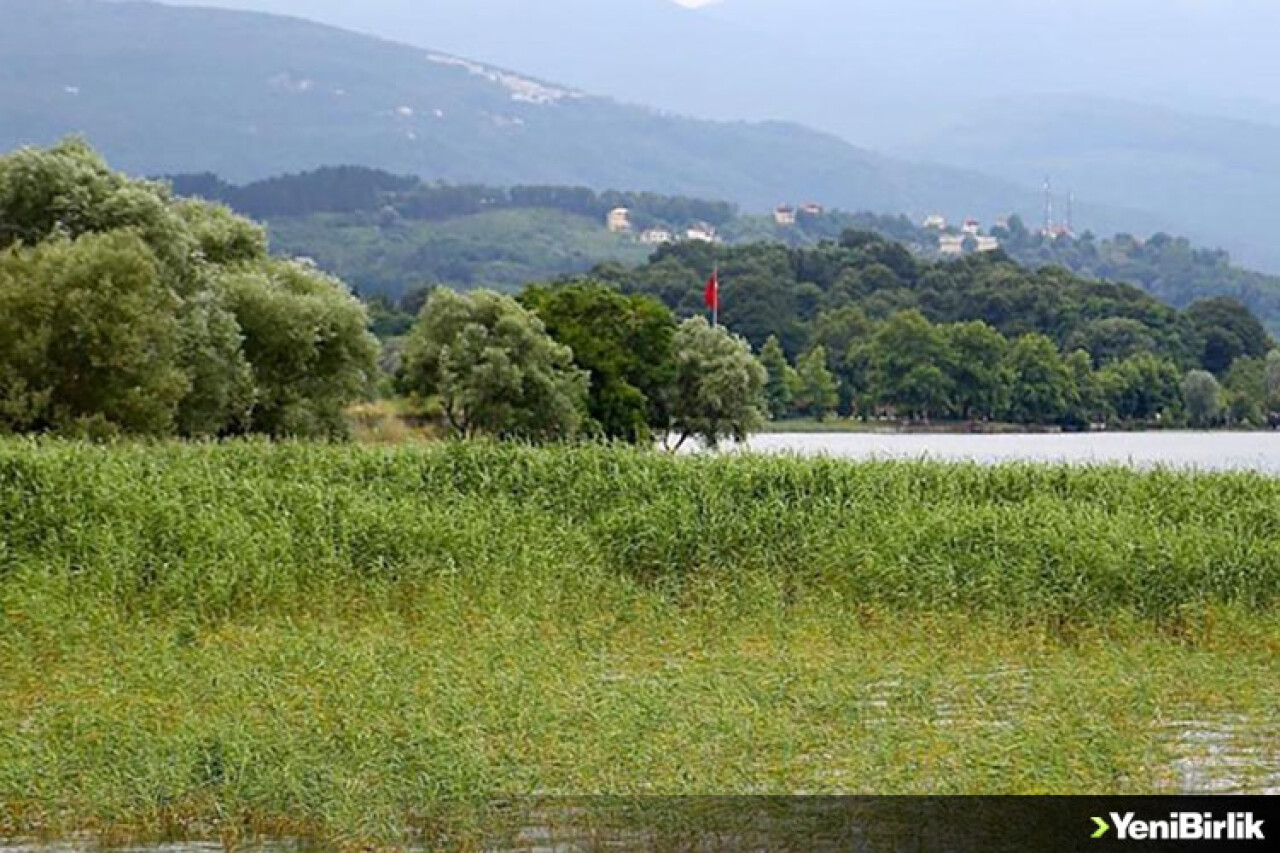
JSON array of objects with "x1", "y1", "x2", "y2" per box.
[{"x1": 703, "y1": 269, "x2": 720, "y2": 313}]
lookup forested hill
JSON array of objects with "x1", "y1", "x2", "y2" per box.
[
  {"x1": 168, "y1": 168, "x2": 739, "y2": 296},
  {"x1": 0, "y1": 0, "x2": 1046, "y2": 223},
  {"x1": 169, "y1": 169, "x2": 738, "y2": 229},
  {"x1": 993, "y1": 220, "x2": 1280, "y2": 336},
  {"x1": 167, "y1": 167, "x2": 1280, "y2": 335}
]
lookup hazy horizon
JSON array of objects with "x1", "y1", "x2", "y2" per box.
[{"x1": 146, "y1": 0, "x2": 1280, "y2": 270}]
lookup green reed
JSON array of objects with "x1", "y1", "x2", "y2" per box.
[{"x1": 1, "y1": 440, "x2": 1277, "y2": 847}]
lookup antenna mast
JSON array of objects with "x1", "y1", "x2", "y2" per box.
[{"x1": 1043, "y1": 177, "x2": 1053, "y2": 234}]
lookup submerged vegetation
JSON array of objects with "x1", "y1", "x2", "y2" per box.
[{"x1": 1, "y1": 441, "x2": 1277, "y2": 845}]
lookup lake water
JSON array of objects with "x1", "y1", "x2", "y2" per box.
[{"x1": 738, "y1": 431, "x2": 1280, "y2": 474}]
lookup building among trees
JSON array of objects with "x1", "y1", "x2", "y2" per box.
[{"x1": 606, "y1": 207, "x2": 632, "y2": 233}]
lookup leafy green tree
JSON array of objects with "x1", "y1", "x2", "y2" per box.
[
  {"x1": 0, "y1": 140, "x2": 378, "y2": 438},
  {"x1": 521, "y1": 281, "x2": 676, "y2": 442},
  {"x1": 1063, "y1": 349, "x2": 1110, "y2": 427},
  {"x1": 1181, "y1": 370, "x2": 1223, "y2": 428},
  {"x1": 1003, "y1": 334, "x2": 1074, "y2": 424},
  {"x1": 808, "y1": 306, "x2": 873, "y2": 413},
  {"x1": 1187, "y1": 297, "x2": 1273, "y2": 375},
  {"x1": 759, "y1": 335, "x2": 798, "y2": 420},
  {"x1": 221, "y1": 261, "x2": 379, "y2": 438},
  {"x1": 666, "y1": 318, "x2": 766, "y2": 449},
  {"x1": 1068, "y1": 318, "x2": 1157, "y2": 367},
  {"x1": 944, "y1": 320, "x2": 1009, "y2": 420},
  {"x1": 0, "y1": 138, "x2": 193, "y2": 272},
  {"x1": 1223, "y1": 356, "x2": 1266, "y2": 426},
  {"x1": 717, "y1": 267, "x2": 809, "y2": 355},
  {"x1": 869, "y1": 310, "x2": 954, "y2": 420},
  {"x1": 1101, "y1": 353, "x2": 1185, "y2": 423},
  {"x1": 174, "y1": 289, "x2": 256, "y2": 437},
  {"x1": 174, "y1": 199, "x2": 269, "y2": 267},
  {"x1": 794, "y1": 346, "x2": 839, "y2": 421},
  {"x1": 399, "y1": 289, "x2": 588, "y2": 440},
  {"x1": 1265, "y1": 350, "x2": 1280, "y2": 413},
  {"x1": 0, "y1": 231, "x2": 189, "y2": 437}
]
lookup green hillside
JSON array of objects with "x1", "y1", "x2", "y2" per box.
[
  {"x1": 268, "y1": 208, "x2": 652, "y2": 298},
  {"x1": 166, "y1": 166, "x2": 1280, "y2": 336}
]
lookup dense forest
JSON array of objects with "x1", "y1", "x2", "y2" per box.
[
  {"x1": 585, "y1": 235, "x2": 1279, "y2": 427},
  {"x1": 366, "y1": 231, "x2": 1280, "y2": 430},
  {"x1": 993, "y1": 218, "x2": 1280, "y2": 333}
]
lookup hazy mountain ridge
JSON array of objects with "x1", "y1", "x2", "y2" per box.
[
  {"x1": 150, "y1": 0, "x2": 1280, "y2": 272},
  {"x1": 3, "y1": 0, "x2": 1114, "y2": 230}
]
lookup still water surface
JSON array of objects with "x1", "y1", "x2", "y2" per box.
[{"x1": 740, "y1": 431, "x2": 1280, "y2": 473}]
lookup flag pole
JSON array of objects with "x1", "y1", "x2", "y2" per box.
[{"x1": 712, "y1": 264, "x2": 719, "y2": 328}]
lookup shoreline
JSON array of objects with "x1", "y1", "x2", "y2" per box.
[{"x1": 759, "y1": 419, "x2": 1278, "y2": 435}]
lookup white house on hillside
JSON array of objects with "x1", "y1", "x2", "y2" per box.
[
  {"x1": 685, "y1": 223, "x2": 718, "y2": 243},
  {"x1": 939, "y1": 235, "x2": 965, "y2": 256},
  {"x1": 606, "y1": 207, "x2": 632, "y2": 233}
]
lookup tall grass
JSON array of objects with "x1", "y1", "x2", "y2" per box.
[
  {"x1": 1, "y1": 440, "x2": 1277, "y2": 846},
  {"x1": 1, "y1": 439, "x2": 1277, "y2": 624}
]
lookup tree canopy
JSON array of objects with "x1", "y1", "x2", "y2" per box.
[
  {"x1": 667, "y1": 318, "x2": 767, "y2": 449},
  {"x1": 0, "y1": 140, "x2": 378, "y2": 438},
  {"x1": 520, "y1": 282, "x2": 676, "y2": 442},
  {"x1": 398, "y1": 289, "x2": 589, "y2": 441}
]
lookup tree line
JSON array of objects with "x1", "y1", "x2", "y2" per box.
[
  {"x1": 167, "y1": 167, "x2": 738, "y2": 230},
  {"x1": 756, "y1": 311, "x2": 1280, "y2": 428},
  {"x1": 548, "y1": 234, "x2": 1278, "y2": 426},
  {"x1": 394, "y1": 284, "x2": 766, "y2": 447},
  {"x1": 5, "y1": 141, "x2": 1279, "y2": 443}
]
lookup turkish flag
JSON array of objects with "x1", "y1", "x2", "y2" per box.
[{"x1": 703, "y1": 270, "x2": 720, "y2": 312}]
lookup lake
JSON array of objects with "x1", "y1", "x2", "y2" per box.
[{"x1": 739, "y1": 431, "x2": 1280, "y2": 474}]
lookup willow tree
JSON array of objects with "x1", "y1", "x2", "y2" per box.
[
  {"x1": 399, "y1": 288, "x2": 589, "y2": 441},
  {"x1": 0, "y1": 139, "x2": 378, "y2": 438}
]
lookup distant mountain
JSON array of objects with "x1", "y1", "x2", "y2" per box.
[
  {"x1": 4, "y1": 0, "x2": 1100, "y2": 231},
  {"x1": 156, "y1": 0, "x2": 1280, "y2": 272},
  {"x1": 897, "y1": 96, "x2": 1280, "y2": 274},
  {"x1": 157, "y1": 0, "x2": 1280, "y2": 118}
]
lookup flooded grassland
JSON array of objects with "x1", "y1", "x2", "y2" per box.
[{"x1": 1, "y1": 441, "x2": 1276, "y2": 848}]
